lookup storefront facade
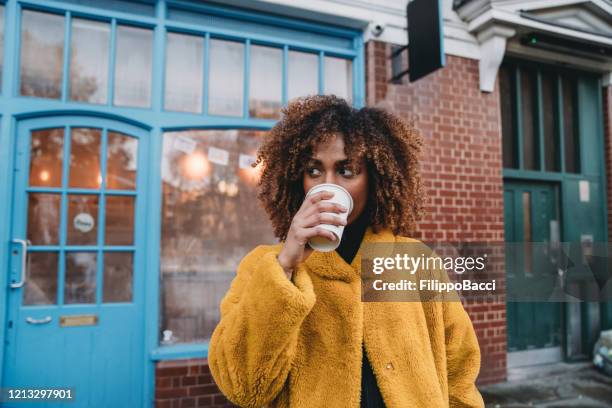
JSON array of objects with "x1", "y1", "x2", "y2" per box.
[
  {"x1": 0, "y1": 0, "x2": 362, "y2": 406},
  {"x1": 1, "y1": 0, "x2": 612, "y2": 407}
]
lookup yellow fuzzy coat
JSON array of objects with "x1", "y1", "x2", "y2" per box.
[{"x1": 208, "y1": 227, "x2": 485, "y2": 407}]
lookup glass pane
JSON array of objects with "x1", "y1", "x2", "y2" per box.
[
  {"x1": 288, "y1": 51, "x2": 318, "y2": 101},
  {"x1": 0, "y1": 5, "x2": 5, "y2": 89},
  {"x1": 70, "y1": 18, "x2": 110, "y2": 104},
  {"x1": 23, "y1": 252, "x2": 58, "y2": 305},
  {"x1": 20, "y1": 10, "x2": 64, "y2": 98},
  {"x1": 499, "y1": 65, "x2": 517, "y2": 169},
  {"x1": 522, "y1": 192, "x2": 532, "y2": 275},
  {"x1": 27, "y1": 193, "x2": 61, "y2": 245},
  {"x1": 105, "y1": 196, "x2": 134, "y2": 245},
  {"x1": 67, "y1": 195, "x2": 99, "y2": 245},
  {"x1": 69, "y1": 128, "x2": 101, "y2": 188},
  {"x1": 106, "y1": 132, "x2": 138, "y2": 190},
  {"x1": 249, "y1": 45, "x2": 281, "y2": 119},
  {"x1": 541, "y1": 72, "x2": 559, "y2": 172},
  {"x1": 114, "y1": 25, "x2": 153, "y2": 108},
  {"x1": 563, "y1": 76, "x2": 580, "y2": 173},
  {"x1": 324, "y1": 56, "x2": 352, "y2": 101},
  {"x1": 103, "y1": 252, "x2": 132, "y2": 302},
  {"x1": 520, "y1": 68, "x2": 537, "y2": 170},
  {"x1": 29, "y1": 128, "x2": 64, "y2": 187},
  {"x1": 160, "y1": 129, "x2": 276, "y2": 343},
  {"x1": 164, "y1": 32, "x2": 203, "y2": 113},
  {"x1": 64, "y1": 252, "x2": 96, "y2": 304},
  {"x1": 208, "y1": 39, "x2": 243, "y2": 116}
]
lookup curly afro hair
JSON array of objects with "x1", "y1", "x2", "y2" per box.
[{"x1": 253, "y1": 94, "x2": 426, "y2": 241}]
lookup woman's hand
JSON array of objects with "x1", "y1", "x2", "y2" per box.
[{"x1": 277, "y1": 191, "x2": 348, "y2": 279}]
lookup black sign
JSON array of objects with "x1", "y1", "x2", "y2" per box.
[{"x1": 407, "y1": 0, "x2": 446, "y2": 82}]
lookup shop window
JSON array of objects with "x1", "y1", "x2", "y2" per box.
[
  {"x1": 113, "y1": 25, "x2": 153, "y2": 108},
  {"x1": 541, "y1": 72, "x2": 559, "y2": 172},
  {"x1": 0, "y1": 5, "x2": 5, "y2": 90},
  {"x1": 164, "y1": 32, "x2": 204, "y2": 113},
  {"x1": 160, "y1": 129, "x2": 276, "y2": 344},
  {"x1": 324, "y1": 56, "x2": 352, "y2": 102},
  {"x1": 499, "y1": 61, "x2": 580, "y2": 174},
  {"x1": 249, "y1": 44, "x2": 282, "y2": 119},
  {"x1": 288, "y1": 50, "x2": 318, "y2": 101},
  {"x1": 520, "y1": 68, "x2": 538, "y2": 171},
  {"x1": 70, "y1": 18, "x2": 110, "y2": 104},
  {"x1": 20, "y1": 10, "x2": 65, "y2": 99},
  {"x1": 499, "y1": 65, "x2": 517, "y2": 169},
  {"x1": 208, "y1": 39, "x2": 244, "y2": 116},
  {"x1": 562, "y1": 76, "x2": 580, "y2": 173}
]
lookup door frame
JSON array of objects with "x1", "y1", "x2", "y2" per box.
[{"x1": 1, "y1": 112, "x2": 151, "y2": 405}]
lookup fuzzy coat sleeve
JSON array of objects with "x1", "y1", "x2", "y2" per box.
[
  {"x1": 444, "y1": 300, "x2": 485, "y2": 408},
  {"x1": 208, "y1": 245, "x2": 316, "y2": 408}
]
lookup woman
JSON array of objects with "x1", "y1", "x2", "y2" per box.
[{"x1": 208, "y1": 95, "x2": 484, "y2": 408}]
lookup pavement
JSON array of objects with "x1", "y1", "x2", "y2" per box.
[{"x1": 480, "y1": 362, "x2": 612, "y2": 407}]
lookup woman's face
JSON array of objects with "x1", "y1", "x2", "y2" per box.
[{"x1": 303, "y1": 134, "x2": 369, "y2": 224}]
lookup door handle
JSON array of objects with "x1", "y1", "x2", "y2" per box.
[
  {"x1": 26, "y1": 316, "x2": 52, "y2": 325},
  {"x1": 10, "y1": 239, "x2": 29, "y2": 289}
]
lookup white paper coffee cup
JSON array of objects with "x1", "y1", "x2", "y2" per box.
[{"x1": 305, "y1": 183, "x2": 354, "y2": 252}]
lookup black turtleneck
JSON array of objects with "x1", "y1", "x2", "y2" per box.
[{"x1": 334, "y1": 208, "x2": 386, "y2": 408}]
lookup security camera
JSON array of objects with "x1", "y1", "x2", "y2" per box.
[{"x1": 371, "y1": 23, "x2": 385, "y2": 37}]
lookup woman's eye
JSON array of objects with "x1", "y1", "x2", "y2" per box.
[
  {"x1": 338, "y1": 167, "x2": 354, "y2": 177},
  {"x1": 307, "y1": 167, "x2": 321, "y2": 176}
]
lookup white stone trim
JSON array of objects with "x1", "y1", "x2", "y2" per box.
[{"x1": 476, "y1": 25, "x2": 516, "y2": 92}]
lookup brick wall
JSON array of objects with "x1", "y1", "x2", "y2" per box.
[
  {"x1": 365, "y1": 40, "x2": 507, "y2": 385},
  {"x1": 155, "y1": 359, "x2": 236, "y2": 408}
]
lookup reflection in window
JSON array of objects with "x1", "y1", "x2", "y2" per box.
[
  {"x1": 69, "y1": 128, "x2": 102, "y2": 189},
  {"x1": 66, "y1": 195, "x2": 99, "y2": 245},
  {"x1": 65, "y1": 252, "x2": 97, "y2": 304},
  {"x1": 208, "y1": 39, "x2": 244, "y2": 116},
  {"x1": 27, "y1": 193, "x2": 61, "y2": 245},
  {"x1": 106, "y1": 132, "x2": 138, "y2": 190},
  {"x1": 20, "y1": 10, "x2": 65, "y2": 98},
  {"x1": 324, "y1": 56, "x2": 352, "y2": 101},
  {"x1": 105, "y1": 195, "x2": 134, "y2": 245},
  {"x1": 288, "y1": 51, "x2": 318, "y2": 101},
  {"x1": 160, "y1": 129, "x2": 276, "y2": 343},
  {"x1": 249, "y1": 45, "x2": 281, "y2": 119},
  {"x1": 29, "y1": 128, "x2": 64, "y2": 187},
  {"x1": 23, "y1": 252, "x2": 58, "y2": 305},
  {"x1": 103, "y1": 252, "x2": 133, "y2": 303},
  {"x1": 165, "y1": 32, "x2": 203, "y2": 113},
  {"x1": 114, "y1": 25, "x2": 153, "y2": 108},
  {"x1": 70, "y1": 18, "x2": 110, "y2": 104}
]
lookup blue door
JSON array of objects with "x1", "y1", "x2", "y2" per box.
[{"x1": 3, "y1": 116, "x2": 148, "y2": 407}]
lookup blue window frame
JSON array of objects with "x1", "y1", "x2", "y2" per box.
[{"x1": 0, "y1": 0, "x2": 365, "y2": 406}]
